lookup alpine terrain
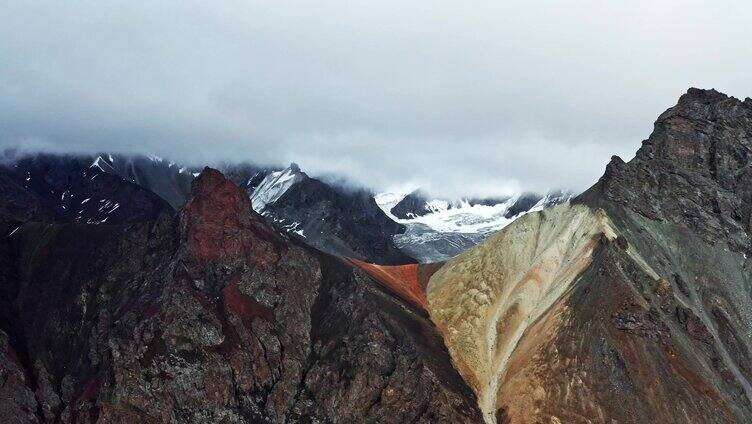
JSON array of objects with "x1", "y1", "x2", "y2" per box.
[
  {"x1": 1, "y1": 88, "x2": 752, "y2": 424},
  {"x1": 377, "y1": 190, "x2": 571, "y2": 262}
]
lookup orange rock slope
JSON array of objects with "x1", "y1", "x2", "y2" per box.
[{"x1": 347, "y1": 258, "x2": 438, "y2": 311}]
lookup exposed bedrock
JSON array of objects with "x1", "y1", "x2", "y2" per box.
[{"x1": 0, "y1": 168, "x2": 482, "y2": 423}]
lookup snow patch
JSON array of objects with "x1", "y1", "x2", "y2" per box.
[{"x1": 249, "y1": 166, "x2": 304, "y2": 212}]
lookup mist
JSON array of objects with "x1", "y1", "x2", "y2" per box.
[{"x1": 2, "y1": 1, "x2": 751, "y2": 197}]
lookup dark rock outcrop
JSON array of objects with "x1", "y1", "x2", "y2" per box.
[
  {"x1": 390, "y1": 191, "x2": 434, "y2": 219},
  {"x1": 502, "y1": 193, "x2": 540, "y2": 218},
  {"x1": 3, "y1": 154, "x2": 173, "y2": 226},
  {"x1": 581, "y1": 87, "x2": 752, "y2": 253},
  {"x1": 94, "y1": 154, "x2": 195, "y2": 210},
  {"x1": 261, "y1": 172, "x2": 414, "y2": 265},
  {"x1": 0, "y1": 167, "x2": 481, "y2": 423}
]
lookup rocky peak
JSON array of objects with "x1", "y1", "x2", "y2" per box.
[
  {"x1": 581, "y1": 87, "x2": 752, "y2": 252},
  {"x1": 677, "y1": 87, "x2": 730, "y2": 104},
  {"x1": 181, "y1": 167, "x2": 279, "y2": 264}
]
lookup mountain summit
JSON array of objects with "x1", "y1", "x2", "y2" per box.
[{"x1": 583, "y1": 87, "x2": 752, "y2": 253}]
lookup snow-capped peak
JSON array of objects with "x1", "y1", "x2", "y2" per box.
[
  {"x1": 375, "y1": 189, "x2": 572, "y2": 262},
  {"x1": 249, "y1": 164, "x2": 305, "y2": 212},
  {"x1": 378, "y1": 195, "x2": 519, "y2": 234},
  {"x1": 90, "y1": 156, "x2": 116, "y2": 173}
]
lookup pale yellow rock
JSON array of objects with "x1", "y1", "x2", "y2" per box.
[{"x1": 426, "y1": 203, "x2": 617, "y2": 424}]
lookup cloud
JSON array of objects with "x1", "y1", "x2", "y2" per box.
[{"x1": 1, "y1": 0, "x2": 751, "y2": 197}]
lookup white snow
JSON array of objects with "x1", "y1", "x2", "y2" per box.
[
  {"x1": 91, "y1": 156, "x2": 117, "y2": 173},
  {"x1": 397, "y1": 198, "x2": 518, "y2": 234},
  {"x1": 91, "y1": 156, "x2": 106, "y2": 171},
  {"x1": 249, "y1": 166, "x2": 304, "y2": 212},
  {"x1": 376, "y1": 190, "x2": 572, "y2": 262},
  {"x1": 377, "y1": 191, "x2": 514, "y2": 235},
  {"x1": 373, "y1": 191, "x2": 411, "y2": 214},
  {"x1": 247, "y1": 172, "x2": 260, "y2": 187},
  {"x1": 7, "y1": 226, "x2": 20, "y2": 237},
  {"x1": 108, "y1": 153, "x2": 114, "y2": 162},
  {"x1": 81, "y1": 198, "x2": 91, "y2": 204}
]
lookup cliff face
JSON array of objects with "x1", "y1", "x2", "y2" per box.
[
  {"x1": 584, "y1": 88, "x2": 752, "y2": 253},
  {"x1": 0, "y1": 167, "x2": 480, "y2": 423},
  {"x1": 261, "y1": 174, "x2": 414, "y2": 265}
]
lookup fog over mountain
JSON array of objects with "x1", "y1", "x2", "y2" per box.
[{"x1": 2, "y1": 1, "x2": 751, "y2": 197}]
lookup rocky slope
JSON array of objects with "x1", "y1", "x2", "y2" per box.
[
  {"x1": 250, "y1": 164, "x2": 414, "y2": 265},
  {"x1": 427, "y1": 204, "x2": 619, "y2": 421},
  {"x1": 424, "y1": 88, "x2": 752, "y2": 423},
  {"x1": 1, "y1": 153, "x2": 173, "y2": 227},
  {"x1": 91, "y1": 154, "x2": 195, "y2": 210},
  {"x1": 0, "y1": 168, "x2": 481, "y2": 423}
]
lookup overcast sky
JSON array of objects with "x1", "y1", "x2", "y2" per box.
[{"x1": 1, "y1": 1, "x2": 751, "y2": 197}]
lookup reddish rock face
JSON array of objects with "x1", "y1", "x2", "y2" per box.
[{"x1": 181, "y1": 167, "x2": 278, "y2": 265}]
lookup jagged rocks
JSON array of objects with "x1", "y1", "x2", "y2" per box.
[
  {"x1": 582, "y1": 88, "x2": 752, "y2": 253},
  {"x1": 0, "y1": 167, "x2": 481, "y2": 423}
]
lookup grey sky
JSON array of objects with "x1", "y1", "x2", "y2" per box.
[{"x1": 1, "y1": 1, "x2": 751, "y2": 197}]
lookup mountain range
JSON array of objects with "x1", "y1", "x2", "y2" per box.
[
  {"x1": 1, "y1": 150, "x2": 561, "y2": 264},
  {"x1": 2, "y1": 88, "x2": 752, "y2": 423}
]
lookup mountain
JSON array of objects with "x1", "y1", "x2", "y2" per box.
[
  {"x1": 0, "y1": 153, "x2": 173, "y2": 228},
  {"x1": 3, "y1": 151, "x2": 564, "y2": 265},
  {"x1": 0, "y1": 167, "x2": 481, "y2": 423},
  {"x1": 389, "y1": 190, "x2": 437, "y2": 219},
  {"x1": 219, "y1": 161, "x2": 281, "y2": 200},
  {"x1": 377, "y1": 190, "x2": 571, "y2": 262},
  {"x1": 2, "y1": 87, "x2": 751, "y2": 423},
  {"x1": 247, "y1": 164, "x2": 414, "y2": 265},
  {"x1": 2, "y1": 153, "x2": 414, "y2": 265},
  {"x1": 389, "y1": 191, "x2": 515, "y2": 220},
  {"x1": 425, "y1": 88, "x2": 752, "y2": 422},
  {"x1": 90, "y1": 154, "x2": 195, "y2": 210}
]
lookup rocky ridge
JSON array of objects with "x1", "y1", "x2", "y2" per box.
[
  {"x1": 0, "y1": 167, "x2": 481, "y2": 423},
  {"x1": 425, "y1": 88, "x2": 752, "y2": 423}
]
